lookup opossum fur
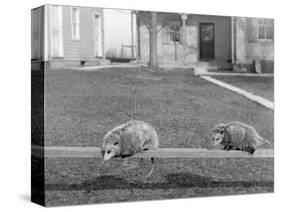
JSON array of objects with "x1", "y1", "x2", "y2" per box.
[
  {"x1": 101, "y1": 120, "x2": 159, "y2": 177},
  {"x1": 212, "y1": 121, "x2": 272, "y2": 154}
]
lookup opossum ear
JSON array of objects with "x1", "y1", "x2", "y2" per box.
[
  {"x1": 111, "y1": 132, "x2": 121, "y2": 145},
  {"x1": 213, "y1": 124, "x2": 225, "y2": 133},
  {"x1": 219, "y1": 126, "x2": 226, "y2": 134}
]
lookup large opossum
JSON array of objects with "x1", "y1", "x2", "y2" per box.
[
  {"x1": 212, "y1": 121, "x2": 272, "y2": 154},
  {"x1": 101, "y1": 120, "x2": 159, "y2": 177}
]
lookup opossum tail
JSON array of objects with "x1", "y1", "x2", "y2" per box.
[
  {"x1": 145, "y1": 157, "x2": 155, "y2": 178},
  {"x1": 257, "y1": 136, "x2": 273, "y2": 148},
  {"x1": 263, "y1": 139, "x2": 273, "y2": 148}
]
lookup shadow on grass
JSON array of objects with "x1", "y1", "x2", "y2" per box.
[{"x1": 45, "y1": 172, "x2": 273, "y2": 191}]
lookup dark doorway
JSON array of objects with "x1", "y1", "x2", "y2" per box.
[{"x1": 200, "y1": 23, "x2": 215, "y2": 60}]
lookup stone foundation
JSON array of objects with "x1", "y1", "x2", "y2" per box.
[{"x1": 48, "y1": 59, "x2": 111, "y2": 69}]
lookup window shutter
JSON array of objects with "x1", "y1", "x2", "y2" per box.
[{"x1": 247, "y1": 18, "x2": 258, "y2": 42}]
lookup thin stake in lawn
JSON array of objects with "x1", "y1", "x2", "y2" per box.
[
  {"x1": 124, "y1": 61, "x2": 140, "y2": 120},
  {"x1": 119, "y1": 59, "x2": 157, "y2": 177},
  {"x1": 134, "y1": 82, "x2": 138, "y2": 120},
  {"x1": 133, "y1": 59, "x2": 142, "y2": 120}
]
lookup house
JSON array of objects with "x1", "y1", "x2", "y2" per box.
[
  {"x1": 31, "y1": 6, "x2": 274, "y2": 73},
  {"x1": 31, "y1": 5, "x2": 108, "y2": 69},
  {"x1": 137, "y1": 13, "x2": 274, "y2": 73}
]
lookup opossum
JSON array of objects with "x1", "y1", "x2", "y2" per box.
[
  {"x1": 101, "y1": 120, "x2": 159, "y2": 177},
  {"x1": 212, "y1": 121, "x2": 272, "y2": 154}
]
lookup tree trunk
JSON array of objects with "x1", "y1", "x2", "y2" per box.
[
  {"x1": 136, "y1": 13, "x2": 141, "y2": 60},
  {"x1": 149, "y1": 12, "x2": 158, "y2": 68}
]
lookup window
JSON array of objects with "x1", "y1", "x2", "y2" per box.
[
  {"x1": 258, "y1": 19, "x2": 273, "y2": 40},
  {"x1": 71, "y1": 7, "x2": 80, "y2": 40},
  {"x1": 168, "y1": 21, "x2": 181, "y2": 43}
]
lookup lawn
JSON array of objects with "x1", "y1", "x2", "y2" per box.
[
  {"x1": 42, "y1": 68, "x2": 274, "y2": 206},
  {"x1": 44, "y1": 68, "x2": 274, "y2": 148},
  {"x1": 44, "y1": 157, "x2": 273, "y2": 206},
  {"x1": 212, "y1": 76, "x2": 274, "y2": 102}
]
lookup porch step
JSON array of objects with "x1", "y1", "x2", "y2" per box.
[
  {"x1": 194, "y1": 61, "x2": 218, "y2": 75},
  {"x1": 208, "y1": 60, "x2": 233, "y2": 70}
]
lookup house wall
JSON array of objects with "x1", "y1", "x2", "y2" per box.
[
  {"x1": 139, "y1": 14, "x2": 231, "y2": 67},
  {"x1": 45, "y1": 5, "x2": 105, "y2": 68},
  {"x1": 31, "y1": 6, "x2": 47, "y2": 71},
  {"x1": 235, "y1": 17, "x2": 274, "y2": 73},
  {"x1": 31, "y1": 6, "x2": 45, "y2": 60},
  {"x1": 62, "y1": 6, "x2": 103, "y2": 61},
  {"x1": 159, "y1": 25, "x2": 198, "y2": 66},
  {"x1": 139, "y1": 24, "x2": 198, "y2": 66}
]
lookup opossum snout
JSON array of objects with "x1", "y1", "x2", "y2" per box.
[
  {"x1": 213, "y1": 137, "x2": 222, "y2": 147},
  {"x1": 103, "y1": 155, "x2": 111, "y2": 161},
  {"x1": 103, "y1": 150, "x2": 115, "y2": 161}
]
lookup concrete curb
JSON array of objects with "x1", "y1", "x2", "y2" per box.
[
  {"x1": 32, "y1": 145, "x2": 273, "y2": 158},
  {"x1": 200, "y1": 76, "x2": 274, "y2": 110}
]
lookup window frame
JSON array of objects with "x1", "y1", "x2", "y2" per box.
[
  {"x1": 167, "y1": 21, "x2": 182, "y2": 44},
  {"x1": 71, "y1": 7, "x2": 80, "y2": 40},
  {"x1": 168, "y1": 30, "x2": 181, "y2": 43},
  {"x1": 257, "y1": 19, "x2": 273, "y2": 41}
]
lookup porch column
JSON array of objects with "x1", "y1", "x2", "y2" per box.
[
  {"x1": 231, "y1": 16, "x2": 237, "y2": 64},
  {"x1": 102, "y1": 11, "x2": 105, "y2": 60}
]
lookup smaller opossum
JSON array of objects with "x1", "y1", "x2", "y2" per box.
[
  {"x1": 212, "y1": 121, "x2": 272, "y2": 154},
  {"x1": 101, "y1": 120, "x2": 159, "y2": 177}
]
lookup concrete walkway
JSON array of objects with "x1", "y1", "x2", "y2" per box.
[
  {"x1": 203, "y1": 72, "x2": 274, "y2": 77},
  {"x1": 200, "y1": 76, "x2": 274, "y2": 110}
]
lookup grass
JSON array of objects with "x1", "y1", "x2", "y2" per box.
[
  {"x1": 212, "y1": 76, "x2": 274, "y2": 102},
  {"x1": 44, "y1": 68, "x2": 274, "y2": 148},
  {"x1": 42, "y1": 68, "x2": 274, "y2": 206},
  {"x1": 44, "y1": 157, "x2": 273, "y2": 206}
]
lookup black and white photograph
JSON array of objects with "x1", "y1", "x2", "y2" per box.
[{"x1": 31, "y1": 4, "x2": 274, "y2": 207}]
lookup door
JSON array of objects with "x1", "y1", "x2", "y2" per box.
[
  {"x1": 93, "y1": 14, "x2": 103, "y2": 58},
  {"x1": 199, "y1": 23, "x2": 214, "y2": 60}
]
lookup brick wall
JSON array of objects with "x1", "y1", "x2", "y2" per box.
[{"x1": 235, "y1": 17, "x2": 274, "y2": 72}]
